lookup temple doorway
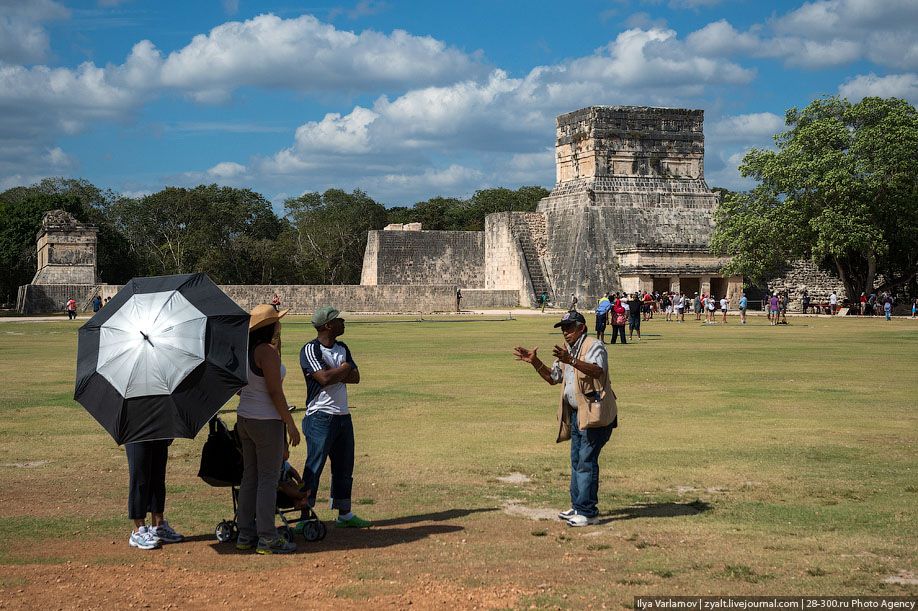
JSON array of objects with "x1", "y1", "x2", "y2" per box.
[
  {"x1": 710, "y1": 277, "x2": 726, "y2": 299},
  {"x1": 680, "y1": 277, "x2": 700, "y2": 297},
  {"x1": 652, "y1": 277, "x2": 670, "y2": 294}
]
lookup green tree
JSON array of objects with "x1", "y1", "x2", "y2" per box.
[
  {"x1": 712, "y1": 96, "x2": 918, "y2": 297},
  {"x1": 108, "y1": 185, "x2": 285, "y2": 283},
  {"x1": 284, "y1": 189, "x2": 388, "y2": 284}
]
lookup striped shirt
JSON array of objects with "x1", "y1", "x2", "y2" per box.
[{"x1": 300, "y1": 338, "x2": 358, "y2": 416}]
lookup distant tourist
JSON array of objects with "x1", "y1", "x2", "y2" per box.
[
  {"x1": 779, "y1": 293, "x2": 788, "y2": 324},
  {"x1": 769, "y1": 293, "x2": 780, "y2": 326},
  {"x1": 912, "y1": 297, "x2": 917, "y2": 319},
  {"x1": 677, "y1": 292, "x2": 686, "y2": 323},
  {"x1": 569, "y1": 293, "x2": 578, "y2": 311},
  {"x1": 859, "y1": 292, "x2": 867, "y2": 316},
  {"x1": 628, "y1": 292, "x2": 642, "y2": 341},
  {"x1": 609, "y1": 298, "x2": 627, "y2": 344},
  {"x1": 884, "y1": 295, "x2": 893, "y2": 321},
  {"x1": 720, "y1": 295, "x2": 728, "y2": 323},
  {"x1": 594, "y1": 295, "x2": 611, "y2": 343},
  {"x1": 663, "y1": 292, "x2": 673, "y2": 322},
  {"x1": 512, "y1": 310, "x2": 617, "y2": 527},
  {"x1": 829, "y1": 291, "x2": 838, "y2": 315},
  {"x1": 693, "y1": 292, "x2": 702, "y2": 321},
  {"x1": 66, "y1": 298, "x2": 77, "y2": 320},
  {"x1": 802, "y1": 291, "x2": 810, "y2": 314},
  {"x1": 642, "y1": 291, "x2": 653, "y2": 321},
  {"x1": 456, "y1": 288, "x2": 462, "y2": 312},
  {"x1": 92, "y1": 295, "x2": 102, "y2": 313},
  {"x1": 739, "y1": 293, "x2": 748, "y2": 324},
  {"x1": 706, "y1": 294, "x2": 716, "y2": 323},
  {"x1": 272, "y1": 292, "x2": 281, "y2": 311}
]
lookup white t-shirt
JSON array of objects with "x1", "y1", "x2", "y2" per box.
[
  {"x1": 830, "y1": 293, "x2": 838, "y2": 304},
  {"x1": 300, "y1": 339, "x2": 357, "y2": 416},
  {"x1": 720, "y1": 298, "x2": 727, "y2": 310}
]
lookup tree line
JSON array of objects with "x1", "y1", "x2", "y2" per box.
[
  {"x1": 712, "y1": 96, "x2": 918, "y2": 299},
  {"x1": 0, "y1": 179, "x2": 549, "y2": 304}
]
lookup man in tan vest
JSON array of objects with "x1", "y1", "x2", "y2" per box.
[{"x1": 513, "y1": 310, "x2": 618, "y2": 526}]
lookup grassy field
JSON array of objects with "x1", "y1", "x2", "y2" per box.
[{"x1": 0, "y1": 312, "x2": 916, "y2": 608}]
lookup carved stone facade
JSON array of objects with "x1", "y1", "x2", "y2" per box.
[
  {"x1": 361, "y1": 106, "x2": 742, "y2": 307},
  {"x1": 538, "y1": 106, "x2": 741, "y2": 305},
  {"x1": 31, "y1": 210, "x2": 99, "y2": 285}
]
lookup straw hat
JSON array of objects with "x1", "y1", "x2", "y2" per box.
[{"x1": 249, "y1": 304, "x2": 289, "y2": 331}]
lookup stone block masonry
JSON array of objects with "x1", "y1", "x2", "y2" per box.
[
  {"x1": 361, "y1": 229, "x2": 484, "y2": 287},
  {"x1": 19, "y1": 283, "x2": 519, "y2": 314}
]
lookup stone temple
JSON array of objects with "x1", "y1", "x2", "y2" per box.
[{"x1": 361, "y1": 106, "x2": 743, "y2": 307}]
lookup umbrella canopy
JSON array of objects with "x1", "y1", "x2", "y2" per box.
[{"x1": 75, "y1": 273, "x2": 249, "y2": 445}]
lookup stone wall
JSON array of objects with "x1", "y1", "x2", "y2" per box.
[
  {"x1": 360, "y1": 229, "x2": 484, "y2": 287},
  {"x1": 765, "y1": 260, "x2": 848, "y2": 306},
  {"x1": 19, "y1": 283, "x2": 520, "y2": 314},
  {"x1": 460, "y1": 289, "x2": 519, "y2": 309},
  {"x1": 17, "y1": 283, "x2": 107, "y2": 314}
]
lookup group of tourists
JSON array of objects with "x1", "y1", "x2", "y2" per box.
[
  {"x1": 590, "y1": 290, "x2": 739, "y2": 336},
  {"x1": 593, "y1": 292, "x2": 645, "y2": 344},
  {"x1": 127, "y1": 303, "x2": 370, "y2": 554},
  {"x1": 65, "y1": 295, "x2": 111, "y2": 318}
]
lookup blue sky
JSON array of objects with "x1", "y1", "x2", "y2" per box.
[{"x1": 2, "y1": 0, "x2": 917, "y2": 207}]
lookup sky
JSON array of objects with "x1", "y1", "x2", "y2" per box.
[{"x1": 2, "y1": 0, "x2": 917, "y2": 208}]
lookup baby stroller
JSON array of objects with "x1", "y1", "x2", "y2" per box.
[{"x1": 198, "y1": 414, "x2": 327, "y2": 544}]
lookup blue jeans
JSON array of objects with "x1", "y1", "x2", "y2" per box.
[
  {"x1": 302, "y1": 412, "x2": 355, "y2": 512},
  {"x1": 569, "y1": 410, "x2": 613, "y2": 518}
]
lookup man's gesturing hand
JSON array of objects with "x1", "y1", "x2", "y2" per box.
[{"x1": 512, "y1": 346, "x2": 539, "y2": 363}]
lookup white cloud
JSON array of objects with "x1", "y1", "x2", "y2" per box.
[
  {"x1": 0, "y1": 0, "x2": 70, "y2": 64},
  {"x1": 669, "y1": 0, "x2": 724, "y2": 9},
  {"x1": 707, "y1": 112, "x2": 785, "y2": 143},
  {"x1": 157, "y1": 14, "x2": 487, "y2": 102},
  {"x1": 208, "y1": 161, "x2": 247, "y2": 179},
  {"x1": 838, "y1": 73, "x2": 918, "y2": 103},
  {"x1": 222, "y1": 0, "x2": 239, "y2": 16},
  {"x1": 244, "y1": 28, "x2": 758, "y2": 202}
]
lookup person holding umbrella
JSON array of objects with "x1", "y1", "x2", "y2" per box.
[
  {"x1": 235, "y1": 304, "x2": 301, "y2": 554},
  {"x1": 127, "y1": 440, "x2": 185, "y2": 549},
  {"x1": 74, "y1": 274, "x2": 252, "y2": 550}
]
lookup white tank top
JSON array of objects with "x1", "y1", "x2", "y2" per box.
[{"x1": 237, "y1": 362, "x2": 286, "y2": 420}]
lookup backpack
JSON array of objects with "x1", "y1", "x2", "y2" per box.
[
  {"x1": 197, "y1": 417, "x2": 243, "y2": 487},
  {"x1": 612, "y1": 305, "x2": 627, "y2": 326}
]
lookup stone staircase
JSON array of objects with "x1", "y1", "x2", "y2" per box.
[{"x1": 509, "y1": 213, "x2": 552, "y2": 304}]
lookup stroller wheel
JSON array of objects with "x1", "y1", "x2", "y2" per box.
[
  {"x1": 215, "y1": 521, "x2": 234, "y2": 542},
  {"x1": 277, "y1": 525, "x2": 293, "y2": 542},
  {"x1": 303, "y1": 519, "x2": 326, "y2": 542}
]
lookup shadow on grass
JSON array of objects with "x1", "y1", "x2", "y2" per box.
[
  {"x1": 603, "y1": 500, "x2": 712, "y2": 522},
  {"x1": 206, "y1": 507, "x2": 496, "y2": 554}
]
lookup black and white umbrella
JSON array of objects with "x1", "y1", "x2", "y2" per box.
[{"x1": 75, "y1": 273, "x2": 249, "y2": 445}]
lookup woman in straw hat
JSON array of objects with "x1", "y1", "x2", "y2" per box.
[{"x1": 235, "y1": 304, "x2": 301, "y2": 554}]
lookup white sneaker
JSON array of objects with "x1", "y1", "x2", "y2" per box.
[
  {"x1": 129, "y1": 526, "x2": 161, "y2": 549},
  {"x1": 566, "y1": 514, "x2": 599, "y2": 527},
  {"x1": 153, "y1": 521, "x2": 184, "y2": 544},
  {"x1": 558, "y1": 508, "x2": 576, "y2": 520}
]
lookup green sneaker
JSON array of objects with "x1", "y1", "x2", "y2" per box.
[{"x1": 336, "y1": 515, "x2": 371, "y2": 528}]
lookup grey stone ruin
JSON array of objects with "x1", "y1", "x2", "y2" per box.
[{"x1": 362, "y1": 105, "x2": 742, "y2": 308}]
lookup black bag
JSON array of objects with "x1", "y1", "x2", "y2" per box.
[{"x1": 197, "y1": 417, "x2": 243, "y2": 487}]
